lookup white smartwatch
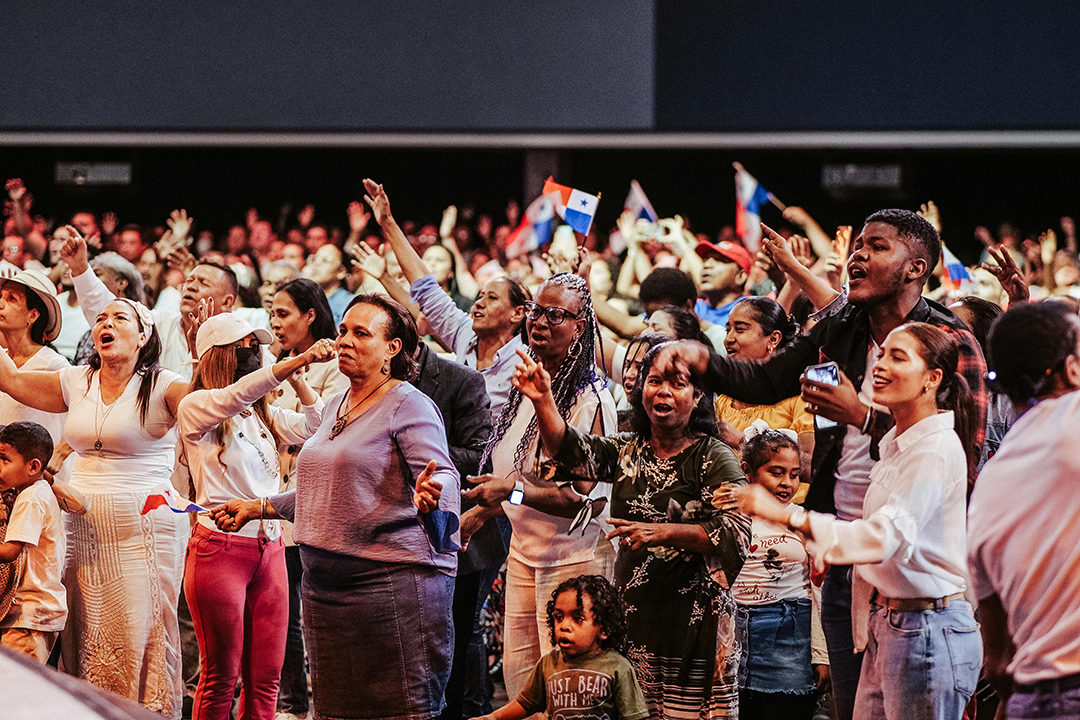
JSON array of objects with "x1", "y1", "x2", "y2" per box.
[{"x1": 509, "y1": 480, "x2": 525, "y2": 506}]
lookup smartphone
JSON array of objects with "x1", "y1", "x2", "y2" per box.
[{"x1": 805, "y1": 361, "x2": 840, "y2": 430}]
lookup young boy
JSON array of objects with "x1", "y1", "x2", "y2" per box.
[
  {"x1": 0, "y1": 421, "x2": 66, "y2": 662},
  {"x1": 474, "y1": 575, "x2": 648, "y2": 720}
]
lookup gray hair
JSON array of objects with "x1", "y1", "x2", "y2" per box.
[{"x1": 91, "y1": 251, "x2": 146, "y2": 304}]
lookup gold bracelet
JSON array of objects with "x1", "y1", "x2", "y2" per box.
[{"x1": 260, "y1": 497, "x2": 266, "y2": 520}]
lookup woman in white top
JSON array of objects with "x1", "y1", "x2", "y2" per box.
[
  {"x1": 178, "y1": 313, "x2": 333, "y2": 720},
  {"x1": 0, "y1": 296, "x2": 189, "y2": 718},
  {"x1": 735, "y1": 322, "x2": 982, "y2": 720}
]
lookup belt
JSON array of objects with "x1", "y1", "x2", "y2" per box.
[
  {"x1": 1015, "y1": 672, "x2": 1080, "y2": 695},
  {"x1": 871, "y1": 590, "x2": 965, "y2": 612}
]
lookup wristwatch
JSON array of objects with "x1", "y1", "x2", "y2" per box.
[{"x1": 509, "y1": 480, "x2": 525, "y2": 506}]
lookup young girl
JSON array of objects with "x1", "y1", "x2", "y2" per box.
[
  {"x1": 735, "y1": 322, "x2": 981, "y2": 720},
  {"x1": 722, "y1": 428, "x2": 827, "y2": 720},
  {"x1": 473, "y1": 575, "x2": 648, "y2": 720}
]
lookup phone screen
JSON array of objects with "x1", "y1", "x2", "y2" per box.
[{"x1": 806, "y1": 363, "x2": 840, "y2": 429}]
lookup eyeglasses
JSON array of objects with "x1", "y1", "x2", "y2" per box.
[{"x1": 524, "y1": 301, "x2": 580, "y2": 326}]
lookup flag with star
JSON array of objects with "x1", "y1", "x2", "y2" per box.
[{"x1": 542, "y1": 177, "x2": 601, "y2": 236}]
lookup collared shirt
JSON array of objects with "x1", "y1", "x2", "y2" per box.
[
  {"x1": 410, "y1": 273, "x2": 525, "y2": 422},
  {"x1": 968, "y1": 390, "x2": 1080, "y2": 684}
]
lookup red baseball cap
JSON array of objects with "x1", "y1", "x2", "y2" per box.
[{"x1": 695, "y1": 240, "x2": 753, "y2": 274}]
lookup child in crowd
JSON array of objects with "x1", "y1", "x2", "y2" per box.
[
  {"x1": 719, "y1": 428, "x2": 827, "y2": 720},
  {"x1": 473, "y1": 575, "x2": 647, "y2": 720},
  {"x1": 0, "y1": 421, "x2": 66, "y2": 662}
]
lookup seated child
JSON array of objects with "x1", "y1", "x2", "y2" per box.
[
  {"x1": 473, "y1": 575, "x2": 647, "y2": 720},
  {"x1": 716, "y1": 428, "x2": 828, "y2": 720},
  {"x1": 0, "y1": 421, "x2": 66, "y2": 662}
]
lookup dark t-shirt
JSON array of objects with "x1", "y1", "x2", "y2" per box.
[{"x1": 517, "y1": 648, "x2": 649, "y2": 720}]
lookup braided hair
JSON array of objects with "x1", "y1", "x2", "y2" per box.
[{"x1": 481, "y1": 272, "x2": 602, "y2": 473}]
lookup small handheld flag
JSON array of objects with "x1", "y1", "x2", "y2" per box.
[
  {"x1": 542, "y1": 177, "x2": 601, "y2": 236},
  {"x1": 141, "y1": 486, "x2": 209, "y2": 515},
  {"x1": 941, "y1": 243, "x2": 975, "y2": 292},
  {"x1": 505, "y1": 191, "x2": 560, "y2": 259},
  {"x1": 624, "y1": 180, "x2": 658, "y2": 223},
  {"x1": 734, "y1": 162, "x2": 776, "y2": 253}
]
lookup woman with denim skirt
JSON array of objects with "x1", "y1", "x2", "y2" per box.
[
  {"x1": 735, "y1": 322, "x2": 982, "y2": 720},
  {"x1": 723, "y1": 427, "x2": 827, "y2": 720},
  {"x1": 211, "y1": 295, "x2": 459, "y2": 720}
]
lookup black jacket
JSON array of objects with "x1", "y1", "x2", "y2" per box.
[{"x1": 701, "y1": 297, "x2": 987, "y2": 514}]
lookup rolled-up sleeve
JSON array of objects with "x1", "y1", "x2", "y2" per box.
[{"x1": 409, "y1": 274, "x2": 471, "y2": 352}]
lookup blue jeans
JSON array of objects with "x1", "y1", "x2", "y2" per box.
[
  {"x1": 822, "y1": 565, "x2": 864, "y2": 720},
  {"x1": 1008, "y1": 676, "x2": 1080, "y2": 719},
  {"x1": 855, "y1": 599, "x2": 981, "y2": 720}
]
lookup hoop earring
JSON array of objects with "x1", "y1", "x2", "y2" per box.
[
  {"x1": 568, "y1": 337, "x2": 582, "y2": 359},
  {"x1": 382, "y1": 358, "x2": 391, "y2": 375}
]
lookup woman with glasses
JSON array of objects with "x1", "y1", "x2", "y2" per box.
[{"x1": 464, "y1": 271, "x2": 617, "y2": 705}]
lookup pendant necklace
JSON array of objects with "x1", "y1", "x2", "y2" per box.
[
  {"x1": 94, "y1": 389, "x2": 121, "y2": 452},
  {"x1": 329, "y1": 377, "x2": 391, "y2": 440}
]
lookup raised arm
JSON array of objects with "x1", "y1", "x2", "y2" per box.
[
  {"x1": 363, "y1": 179, "x2": 431, "y2": 285},
  {"x1": 59, "y1": 227, "x2": 117, "y2": 325},
  {"x1": 0, "y1": 350, "x2": 66, "y2": 413},
  {"x1": 440, "y1": 205, "x2": 480, "y2": 300}
]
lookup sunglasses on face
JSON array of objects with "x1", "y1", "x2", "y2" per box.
[{"x1": 524, "y1": 301, "x2": 580, "y2": 326}]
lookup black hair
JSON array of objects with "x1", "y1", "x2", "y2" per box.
[
  {"x1": 88, "y1": 304, "x2": 164, "y2": 427},
  {"x1": 196, "y1": 260, "x2": 240, "y2": 299},
  {"x1": 987, "y1": 302, "x2": 1080, "y2": 406},
  {"x1": 343, "y1": 294, "x2": 420, "y2": 381},
  {"x1": 0, "y1": 421, "x2": 54, "y2": 469},
  {"x1": 954, "y1": 296, "x2": 1003, "y2": 352},
  {"x1": 274, "y1": 278, "x2": 338, "y2": 360},
  {"x1": 14, "y1": 283, "x2": 52, "y2": 347},
  {"x1": 546, "y1": 575, "x2": 628, "y2": 654},
  {"x1": 652, "y1": 304, "x2": 715, "y2": 349},
  {"x1": 864, "y1": 209, "x2": 941, "y2": 283},
  {"x1": 639, "y1": 267, "x2": 698, "y2": 309},
  {"x1": 742, "y1": 430, "x2": 798, "y2": 476},
  {"x1": 898, "y1": 322, "x2": 978, "y2": 482},
  {"x1": 488, "y1": 275, "x2": 532, "y2": 342},
  {"x1": 732, "y1": 296, "x2": 799, "y2": 349},
  {"x1": 628, "y1": 343, "x2": 719, "y2": 441}
]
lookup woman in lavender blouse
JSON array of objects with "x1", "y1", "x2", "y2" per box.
[{"x1": 212, "y1": 295, "x2": 460, "y2": 720}]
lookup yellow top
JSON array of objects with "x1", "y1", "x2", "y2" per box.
[{"x1": 714, "y1": 393, "x2": 814, "y2": 435}]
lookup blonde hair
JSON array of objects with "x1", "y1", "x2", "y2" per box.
[{"x1": 189, "y1": 344, "x2": 280, "y2": 469}]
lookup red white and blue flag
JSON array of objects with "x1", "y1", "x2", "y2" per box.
[
  {"x1": 505, "y1": 191, "x2": 560, "y2": 259},
  {"x1": 941, "y1": 243, "x2": 975, "y2": 291},
  {"x1": 624, "y1": 180, "x2": 658, "y2": 223},
  {"x1": 543, "y1": 177, "x2": 601, "y2": 236},
  {"x1": 735, "y1": 163, "x2": 773, "y2": 253},
  {"x1": 141, "y1": 486, "x2": 208, "y2": 515}
]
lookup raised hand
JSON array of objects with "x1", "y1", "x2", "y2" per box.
[
  {"x1": 801, "y1": 367, "x2": 866, "y2": 428},
  {"x1": 1040, "y1": 229, "x2": 1058, "y2": 266},
  {"x1": 166, "y1": 246, "x2": 197, "y2": 277},
  {"x1": 506, "y1": 199, "x2": 520, "y2": 227},
  {"x1": 246, "y1": 207, "x2": 260, "y2": 229},
  {"x1": 5, "y1": 178, "x2": 27, "y2": 203},
  {"x1": 413, "y1": 460, "x2": 442, "y2": 512},
  {"x1": 184, "y1": 297, "x2": 215, "y2": 358},
  {"x1": 167, "y1": 209, "x2": 193, "y2": 241},
  {"x1": 298, "y1": 204, "x2": 316, "y2": 228},
  {"x1": 302, "y1": 336, "x2": 337, "y2": 365},
  {"x1": 350, "y1": 241, "x2": 386, "y2": 280},
  {"x1": 362, "y1": 179, "x2": 392, "y2": 226},
  {"x1": 511, "y1": 348, "x2": 552, "y2": 401},
  {"x1": 917, "y1": 201, "x2": 941, "y2": 233},
  {"x1": 439, "y1": 205, "x2": 458, "y2": 240},
  {"x1": 347, "y1": 201, "x2": 371, "y2": 235},
  {"x1": 652, "y1": 340, "x2": 710, "y2": 379},
  {"x1": 59, "y1": 225, "x2": 91, "y2": 276},
  {"x1": 760, "y1": 223, "x2": 801, "y2": 273},
  {"x1": 782, "y1": 205, "x2": 813, "y2": 228},
  {"x1": 974, "y1": 226, "x2": 996, "y2": 249},
  {"x1": 983, "y1": 245, "x2": 1029, "y2": 303},
  {"x1": 101, "y1": 211, "x2": 118, "y2": 237}
]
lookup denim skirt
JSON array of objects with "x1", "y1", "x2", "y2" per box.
[
  {"x1": 300, "y1": 545, "x2": 455, "y2": 720},
  {"x1": 736, "y1": 598, "x2": 815, "y2": 694}
]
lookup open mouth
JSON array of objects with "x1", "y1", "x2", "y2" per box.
[
  {"x1": 775, "y1": 489, "x2": 793, "y2": 502},
  {"x1": 99, "y1": 332, "x2": 115, "y2": 347},
  {"x1": 872, "y1": 373, "x2": 890, "y2": 389},
  {"x1": 651, "y1": 402, "x2": 673, "y2": 414},
  {"x1": 848, "y1": 265, "x2": 868, "y2": 281}
]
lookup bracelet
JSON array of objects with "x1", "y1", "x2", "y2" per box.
[
  {"x1": 260, "y1": 497, "x2": 266, "y2": 520},
  {"x1": 860, "y1": 405, "x2": 875, "y2": 434}
]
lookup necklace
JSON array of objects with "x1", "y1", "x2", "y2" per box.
[
  {"x1": 236, "y1": 414, "x2": 280, "y2": 482},
  {"x1": 329, "y1": 377, "x2": 391, "y2": 440},
  {"x1": 94, "y1": 386, "x2": 123, "y2": 452}
]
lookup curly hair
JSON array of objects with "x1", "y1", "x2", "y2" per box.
[
  {"x1": 546, "y1": 575, "x2": 628, "y2": 654},
  {"x1": 742, "y1": 429, "x2": 799, "y2": 476},
  {"x1": 628, "y1": 343, "x2": 719, "y2": 442},
  {"x1": 864, "y1": 208, "x2": 941, "y2": 283}
]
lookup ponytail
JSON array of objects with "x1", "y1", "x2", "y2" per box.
[{"x1": 937, "y1": 371, "x2": 977, "y2": 484}]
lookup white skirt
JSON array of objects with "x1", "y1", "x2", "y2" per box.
[{"x1": 61, "y1": 489, "x2": 188, "y2": 719}]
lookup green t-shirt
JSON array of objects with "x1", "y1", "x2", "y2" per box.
[{"x1": 516, "y1": 648, "x2": 649, "y2": 720}]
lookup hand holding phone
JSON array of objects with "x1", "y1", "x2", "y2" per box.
[{"x1": 804, "y1": 362, "x2": 840, "y2": 429}]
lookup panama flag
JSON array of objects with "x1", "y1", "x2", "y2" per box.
[
  {"x1": 505, "y1": 191, "x2": 560, "y2": 259},
  {"x1": 141, "y1": 485, "x2": 209, "y2": 515},
  {"x1": 941, "y1": 243, "x2": 975, "y2": 291},
  {"x1": 542, "y1": 177, "x2": 601, "y2": 236},
  {"x1": 735, "y1": 163, "x2": 773, "y2": 253},
  {"x1": 625, "y1": 180, "x2": 658, "y2": 223}
]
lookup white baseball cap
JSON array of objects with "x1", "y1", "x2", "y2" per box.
[{"x1": 194, "y1": 313, "x2": 273, "y2": 359}]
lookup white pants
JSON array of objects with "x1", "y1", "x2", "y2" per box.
[{"x1": 502, "y1": 540, "x2": 616, "y2": 702}]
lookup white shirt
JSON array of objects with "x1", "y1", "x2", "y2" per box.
[
  {"x1": 72, "y1": 268, "x2": 270, "y2": 380},
  {"x1": 968, "y1": 391, "x2": 1080, "y2": 684},
  {"x1": 734, "y1": 517, "x2": 811, "y2": 605},
  {"x1": 2, "y1": 480, "x2": 66, "y2": 632},
  {"x1": 178, "y1": 365, "x2": 323, "y2": 540},
  {"x1": 808, "y1": 411, "x2": 969, "y2": 650},
  {"x1": 54, "y1": 291, "x2": 91, "y2": 363},
  {"x1": 832, "y1": 342, "x2": 889, "y2": 521},
  {"x1": 494, "y1": 380, "x2": 617, "y2": 568},
  {"x1": 0, "y1": 347, "x2": 72, "y2": 484}
]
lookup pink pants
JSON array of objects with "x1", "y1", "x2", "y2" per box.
[{"x1": 185, "y1": 523, "x2": 288, "y2": 720}]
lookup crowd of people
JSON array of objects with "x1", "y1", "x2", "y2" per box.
[{"x1": 0, "y1": 172, "x2": 1077, "y2": 720}]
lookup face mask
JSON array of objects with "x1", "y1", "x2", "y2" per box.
[{"x1": 234, "y1": 345, "x2": 262, "y2": 381}]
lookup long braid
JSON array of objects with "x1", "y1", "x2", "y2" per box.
[{"x1": 481, "y1": 272, "x2": 602, "y2": 474}]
